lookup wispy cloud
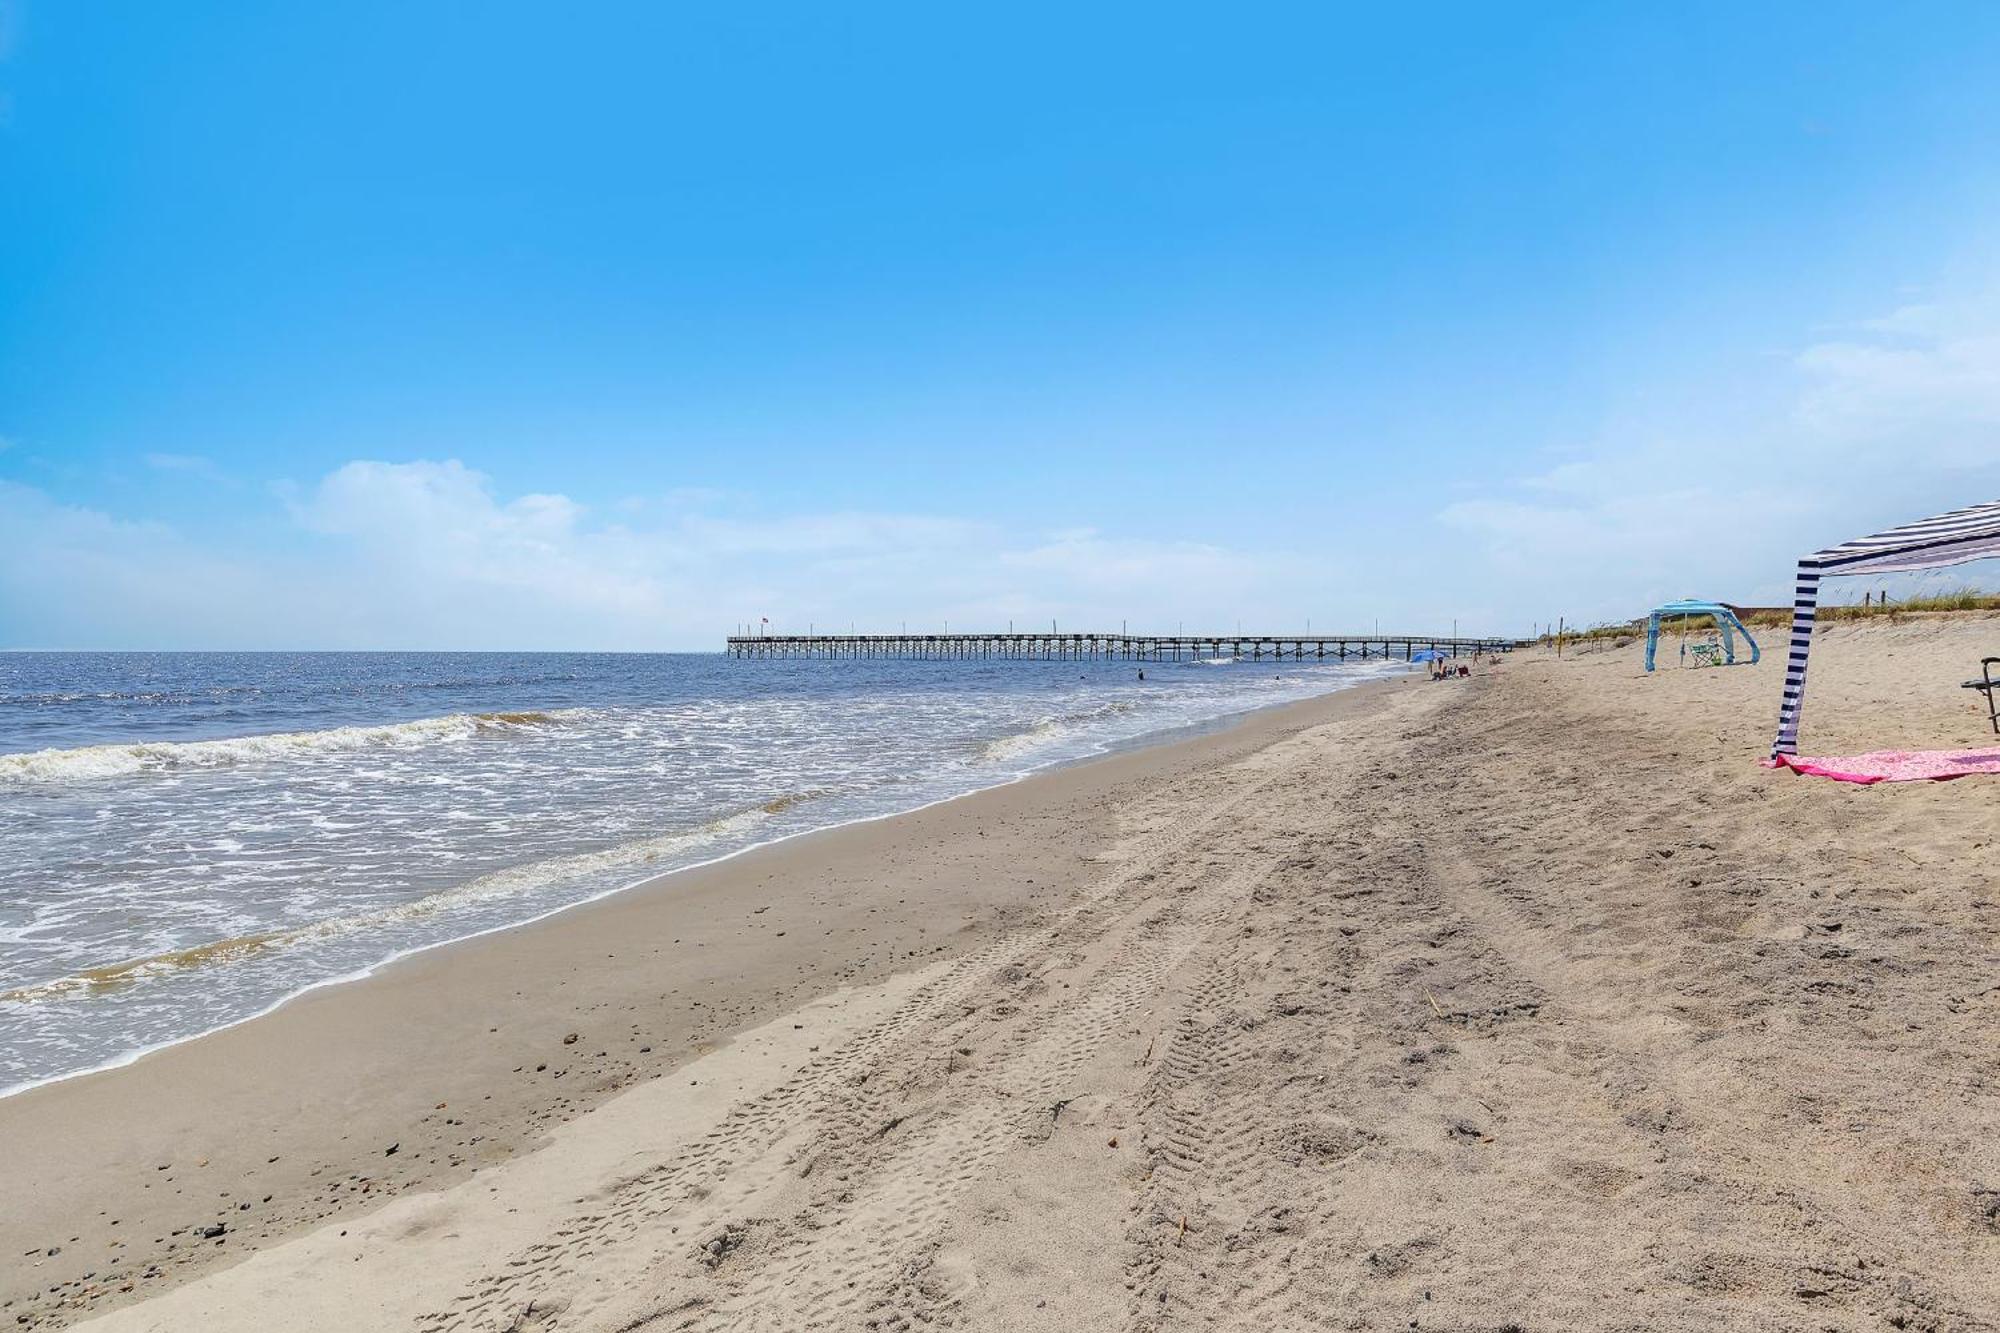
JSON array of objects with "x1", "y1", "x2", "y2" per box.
[
  {"x1": 0, "y1": 481, "x2": 281, "y2": 648},
  {"x1": 2, "y1": 459, "x2": 1320, "y2": 648},
  {"x1": 1433, "y1": 282, "x2": 2000, "y2": 624},
  {"x1": 1793, "y1": 294, "x2": 2000, "y2": 459}
]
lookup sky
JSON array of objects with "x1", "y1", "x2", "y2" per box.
[{"x1": 3, "y1": 2, "x2": 1999, "y2": 650}]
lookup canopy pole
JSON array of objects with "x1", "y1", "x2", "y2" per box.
[{"x1": 1769, "y1": 565, "x2": 1822, "y2": 757}]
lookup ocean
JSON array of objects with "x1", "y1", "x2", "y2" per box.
[{"x1": 0, "y1": 650, "x2": 1400, "y2": 1093}]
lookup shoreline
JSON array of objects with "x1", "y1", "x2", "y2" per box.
[
  {"x1": 11, "y1": 616, "x2": 1999, "y2": 1331},
  {"x1": 1, "y1": 673, "x2": 1407, "y2": 1328},
  {"x1": 0, "y1": 666, "x2": 1399, "y2": 1103}
]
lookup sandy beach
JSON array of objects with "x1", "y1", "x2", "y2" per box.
[{"x1": 7, "y1": 615, "x2": 2000, "y2": 1331}]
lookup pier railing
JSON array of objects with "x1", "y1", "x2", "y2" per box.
[{"x1": 725, "y1": 633, "x2": 1519, "y2": 661}]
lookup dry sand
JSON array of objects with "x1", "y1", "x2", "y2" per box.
[{"x1": 7, "y1": 615, "x2": 1999, "y2": 1331}]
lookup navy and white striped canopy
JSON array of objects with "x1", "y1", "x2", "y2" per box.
[
  {"x1": 1799, "y1": 499, "x2": 2000, "y2": 576},
  {"x1": 1770, "y1": 498, "x2": 2000, "y2": 757}
]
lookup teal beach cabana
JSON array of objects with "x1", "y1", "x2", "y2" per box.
[{"x1": 1643, "y1": 599, "x2": 1759, "y2": 672}]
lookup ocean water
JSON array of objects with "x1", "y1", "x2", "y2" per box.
[{"x1": 0, "y1": 650, "x2": 1401, "y2": 1093}]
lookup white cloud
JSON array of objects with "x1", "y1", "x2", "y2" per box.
[
  {"x1": 292, "y1": 460, "x2": 664, "y2": 628},
  {"x1": 1433, "y1": 284, "x2": 2000, "y2": 626},
  {"x1": 1, "y1": 461, "x2": 1318, "y2": 649},
  {"x1": 0, "y1": 482, "x2": 287, "y2": 647},
  {"x1": 1793, "y1": 297, "x2": 2000, "y2": 459}
]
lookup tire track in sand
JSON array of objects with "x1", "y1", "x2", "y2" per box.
[{"x1": 416, "y1": 728, "x2": 1320, "y2": 1333}]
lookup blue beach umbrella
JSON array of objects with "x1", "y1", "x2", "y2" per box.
[{"x1": 1409, "y1": 649, "x2": 1449, "y2": 663}]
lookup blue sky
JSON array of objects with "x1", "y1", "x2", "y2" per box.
[{"x1": 3, "y1": 2, "x2": 1999, "y2": 649}]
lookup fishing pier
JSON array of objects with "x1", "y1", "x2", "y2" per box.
[{"x1": 726, "y1": 632, "x2": 1517, "y2": 661}]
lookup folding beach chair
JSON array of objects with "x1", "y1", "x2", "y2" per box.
[
  {"x1": 1688, "y1": 634, "x2": 1725, "y2": 668},
  {"x1": 1966, "y1": 657, "x2": 2000, "y2": 735}
]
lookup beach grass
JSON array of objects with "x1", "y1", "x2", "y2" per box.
[{"x1": 1537, "y1": 586, "x2": 2000, "y2": 646}]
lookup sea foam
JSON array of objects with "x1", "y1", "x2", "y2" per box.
[{"x1": 0, "y1": 710, "x2": 575, "y2": 785}]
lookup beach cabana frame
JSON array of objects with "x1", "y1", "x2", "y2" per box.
[
  {"x1": 1769, "y1": 499, "x2": 2000, "y2": 758},
  {"x1": 1644, "y1": 599, "x2": 1758, "y2": 672}
]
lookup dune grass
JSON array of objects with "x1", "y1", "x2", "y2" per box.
[
  {"x1": 1737, "y1": 587, "x2": 2000, "y2": 628},
  {"x1": 1534, "y1": 587, "x2": 1999, "y2": 647}
]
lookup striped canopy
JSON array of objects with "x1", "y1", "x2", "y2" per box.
[
  {"x1": 1797, "y1": 499, "x2": 2000, "y2": 576},
  {"x1": 1770, "y1": 499, "x2": 2000, "y2": 757}
]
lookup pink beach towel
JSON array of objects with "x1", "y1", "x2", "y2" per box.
[{"x1": 1764, "y1": 748, "x2": 2000, "y2": 784}]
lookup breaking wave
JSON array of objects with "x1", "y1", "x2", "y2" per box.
[
  {"x1": 978, "y1": 718, "x2": 1063, "y2": 764},
  {"x1": 761, "y1": 789, "x2": 831, "y2": 815},
  {"x1": 0, "y1": 710, "x2": 577, "y2": 785},
  {"x1": 0, "y1": 934, "x2": 283, "y2": 1002},
  {"x1": 0, "y1": 789, "x2": 834, "y2": 1006},
  {"x1": 977, "y1": 699, "x2": 1141, "y2": 764}
]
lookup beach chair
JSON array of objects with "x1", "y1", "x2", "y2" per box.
[
  {"x1": 1966, "y1": 657, "x2": 2000, "y2": 735},
  {"x1": 1689, "y1": 640, "x2": 1725, "y2": 668}
]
